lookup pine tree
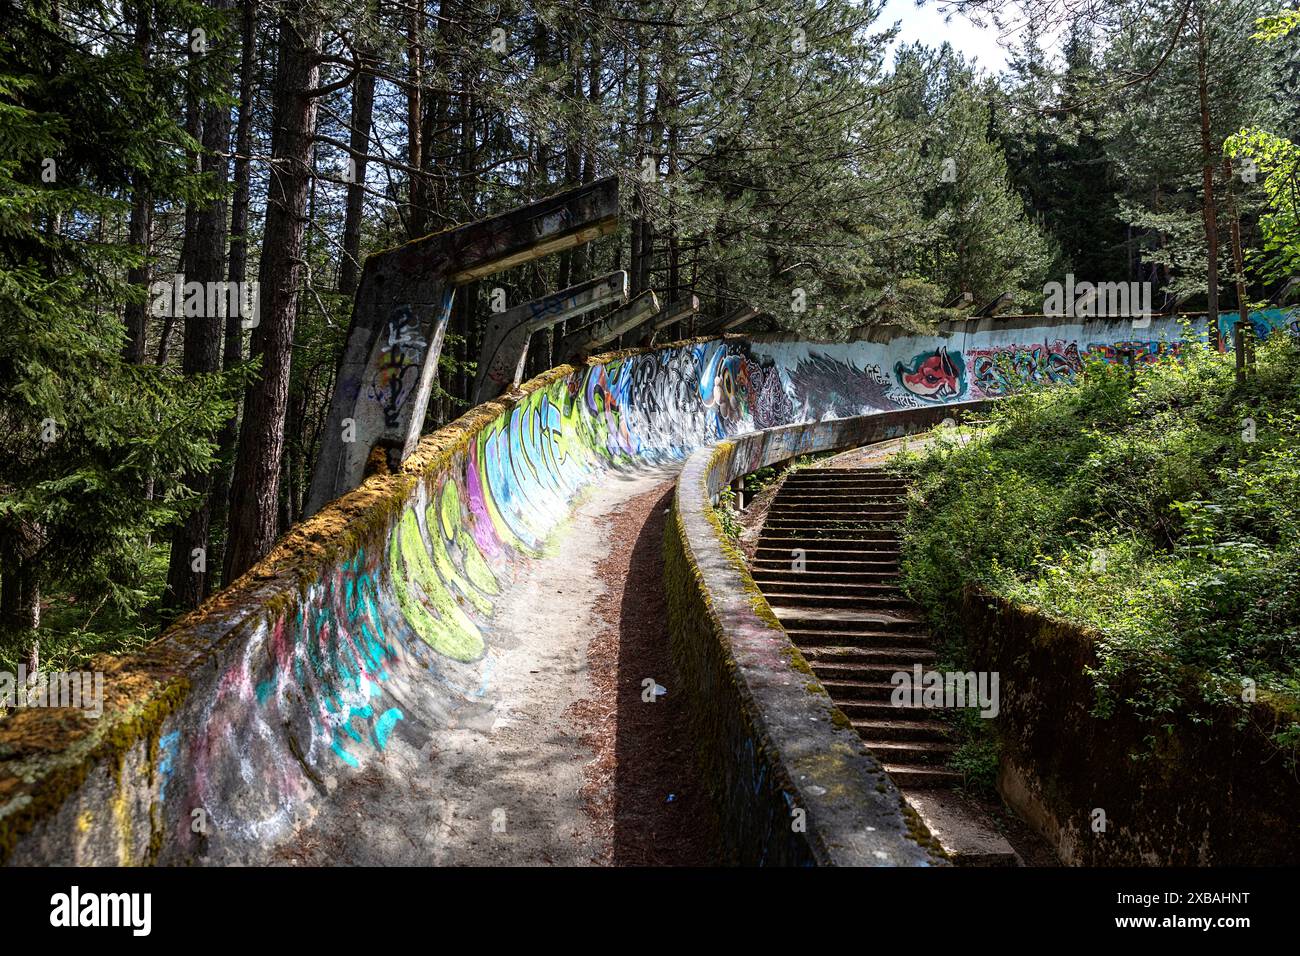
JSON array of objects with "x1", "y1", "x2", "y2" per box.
[{"x1": 0, "y1": 0, "x2": 237, "y2": 664}]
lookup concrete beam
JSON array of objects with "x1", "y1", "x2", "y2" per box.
[
  {"x1": 306, "y1": 177, "x2": 619, "y2": 518},
  {"x1": 631, "y1": 294, "x2": 700, "y2": 343},
  {"x1": 702, "y1": 304, "x2": 759, "y2": 335},
  {"x1": 557, "y1": 290, "x2": 660, "y2": 363},
  {"x1": 471, "y1": 271, "x2": 628, "y2": 405},
  {"x1": 972, "y1": 291, "x2": 1015, "y2": 318}
]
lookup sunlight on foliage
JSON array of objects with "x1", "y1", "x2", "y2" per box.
[{"x1": 898, "y1": 334, "x2": 1300, "y2": 752}]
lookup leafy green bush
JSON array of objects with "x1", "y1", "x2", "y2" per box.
[{"x1": 898, "y1": 333, "x2": 1300, "y2": 744}]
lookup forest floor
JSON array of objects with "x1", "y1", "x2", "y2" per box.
[{"x1": 273, "y1": 463, "x2": 717, "y2": 865}]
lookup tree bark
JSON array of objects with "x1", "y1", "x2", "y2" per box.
[
  {"x1": 1196, "y1": 20, "x2": 1221, "y2": 347},
  {"x1": 339, "y1": 45, "x2": 375, "y2": 298},
  {"x1": 406, "y1": 5, "x2": 427, "y2": 239},
  {"x1": 1221, "y1": 157, "x2": 1252, "y2": 381},
  {"x1": 0, "y1": 526, "x2": 41, "y2": 665},
  {"x1": 122, "y1": 0, "x2": 153, "y2": 365},
  {"x1": 208, "y1": 0, "x2": 258, "y2": 593},
  {"x1": 224, "y1": 12, "x2": 322, "y2": 582},
  {"x1": 164, "y1": 0, "x2": 235, "y2": 611}
]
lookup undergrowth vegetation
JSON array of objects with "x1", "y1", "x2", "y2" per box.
[{"x1": 896, "y1": 333, "x2": 1300, "y2": 749}]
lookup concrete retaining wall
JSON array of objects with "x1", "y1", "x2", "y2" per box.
[
  {"x1": 963, "y1": 588, "x2": 1300, "y2": 865},
  {"x1": 1, "y1": 311, "x2": 1292, "y2": 865}
]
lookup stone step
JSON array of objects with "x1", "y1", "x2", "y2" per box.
[
  {"x1": 796, "y1": 467, "x2": 904, "y2": 475},
  {"x1": 755, "y1": 547, "x2": 900, "y2": 562},
  {"x1": 785, "y1": 473, "x2": 906, "y2": 483},
  {"x1": 842, "y1": 697, "x2": 946, "y2": 717},
  {"x1": 763, "y1": 515, "x2": 906, "y2": 526},
  {"x1": 756, "y1": 535, "x2": 901, "y2": 548},
  {"x1": 799, "y1": 657, "x2": 917, "y2": 678},
  {"x1": 903, "y1": 790, "x2": 1021, "y2": 867},
  {"x1": 762, "y1": 591, "x2": 917, "y2": 611},
  {"x1": 811, "y1": 681, "x2": 904, "y2": 702},
  {"x1": 751, "y1": 568, "x2": 901, "y2": 584},
  {"x1": 754, "y1": 554, "x2": 894, "y2": 567},
  {"x1": 774, "y1": 491, "x2": 908, "y2": 502},
  {"x1": 778, "y1": 487, "x2": 907, "y2": 497},
  {"x1": 761, "y1": 517, "x2": 903, "y2": 528},
  {"x1": 774, "y1": 608, "x2": 924, "y2": 629},
  {"x1": 787, "y1": 629, "x2": 931, "y2": 647},
  {"x1": 829, "y1": 691, "x2": 938, "y2": 712},
  {"x1": 805, "y1": 646, "x2": 936, "y2": 665},
  {"x1": 783, "y1": 475, "x2": 907, "y2": 485},
  {"x1": 750, "y1": 577, "x2": 904, "y2": 596},
  {"x1": 852, "y1": 717, "x2": 946, "y2": 738},
  {"x1": 861, "y1": 739, "x2": 956, "y2": 765},
  {"x1": 764, "y1": 508, "x2": 908, "y2": 520},
  {"x1": 881, "y1": 765, "x2": 962, "y2": 789}
]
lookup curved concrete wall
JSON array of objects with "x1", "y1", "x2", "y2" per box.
[
  {"x1": 664, "y1": 405, "x2": 986, "y2": 866},
  {"x1": 1, "y1": 310, "x2": 1293, "y2": 865}
]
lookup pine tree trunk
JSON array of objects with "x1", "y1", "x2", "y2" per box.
[
  {"x1": 224, "y1": 13, "x2": 322, "y2": 582},
  {"x1": 0, "y1": 531, "x2": 40, "y2": 665},
  {"x1": 208, "y1": 0, "x2": 258, "y2": 593},
  {"x1": 339, "y1": 53, "x2": 374, "y2": 298},
  {"x1": 1221, "y1": 157, "x2": 1252, "y2": 382},
  {"x1": 406, "y1": 6, "x2": 426, "y2": 239},
  {"x1": 1197, "y1": 22, "x2": 1220, "y2": 346},
  {"x1": 164, "y1": 0, "x2": 234, "y2": 611},
  {"x1": 122, "y1": 0, "x2": 153, "y2": 364}
]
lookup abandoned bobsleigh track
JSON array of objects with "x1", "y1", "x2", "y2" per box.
[{"x1": 1, "y1": 307, "x2": 1296, "y2": 866}]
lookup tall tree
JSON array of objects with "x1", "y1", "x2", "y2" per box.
[
  {"x1": 1105, "y1": 0, "x2": 1283, "y2": 323},
  {"x1": 164, "y1": 0, "x2": 237, "y2": 610},
  {"x1": 0, "y1": 0, "x2": 233, "y2": 662},
  {"x1": 224, "y1": 8, "x2": 327, "y2": 582}
]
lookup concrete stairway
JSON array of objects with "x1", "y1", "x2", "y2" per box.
[{"x1": 751, "y1": 465, "x2": 1020, "y2": 864}]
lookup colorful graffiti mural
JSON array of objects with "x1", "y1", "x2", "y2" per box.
[
  {"x1": 368, "y1": 307, "x2": 429, "y2": 428},
  {"x1": 968, "y1": 341, "x2": 1081, "y2": 397},
  {"x1": 95, "y1": 307, "x2": 1300, "y2": 862},
  {"x1": 894, "y1": 346, "x2": 966, "y2": 403}
]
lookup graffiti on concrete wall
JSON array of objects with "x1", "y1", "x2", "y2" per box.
[
  {"x1": 894, "y1": 346, "x2": 966, "y2": 403},
  {"x1": 368, "y1": 306, "x2": 429, "y2": 428},
  {"x1": 156, "y1": 307, "x2": 1300, "y2": 860},
  {"x1": 968, "y1": 341, "x2": 1081, "y2": 397}
]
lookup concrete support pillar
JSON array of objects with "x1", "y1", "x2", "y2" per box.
[
  {"x1": 729, "y1": 475, "x2": 746, "y2": 510},
  {"x1": 471, "y1": 271, "x2": 628, "y2": 405},
  {"x1": 305, "y1": 177, "x2": 619, "y2": 518},
  {"x1": 556, "y1": 290, "x2": 660, "y2": 364}
]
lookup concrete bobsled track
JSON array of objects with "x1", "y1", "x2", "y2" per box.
[{"x1": 1, "y1": 308, "x2": 1296, "y2": 865}]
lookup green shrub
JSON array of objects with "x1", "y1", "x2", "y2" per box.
[{"x1": 898, "y1": 333, "x2": 1300, "y2": 750}]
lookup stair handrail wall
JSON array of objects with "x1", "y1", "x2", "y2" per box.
[{"x1": 664, "y1": 402, "x2": 988, "y2": 866}]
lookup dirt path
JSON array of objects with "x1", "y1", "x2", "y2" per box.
[
  {"x1": 274, "y1": 464, "x2": 714, "y2": 865},
  {"x1": 568, "y1": 481, "x2": 719, "y2": 865}
]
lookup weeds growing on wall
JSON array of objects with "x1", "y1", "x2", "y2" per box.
[
  {"x1": 897, "y1": 334, "x2": 1300, "y2": 752},
  {"x1": 714, "y1": 487, "x2": 744, "y2": 540}
]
